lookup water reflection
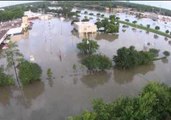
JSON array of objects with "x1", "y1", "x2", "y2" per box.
[
  {"x1": 95, "y1": 33, "x2": 119, "y2": 41},
  {"x1": 71, "y1": 30, "x2": 119, "y2": 41},
  {"x1": 113, "y1": 64, "x2": 155, "y2": 84},
  {"x1": 21, "y1": 81, "x2": 45, "y2": 108},
  {"x1": 0, "y1": 86, "x2": 13, "y2": 106},
  {"x1": 154, "y1": 34, "x2": 159, "y2": 39},
  {"x1": 71, "y1": 30, "x2": 96, "y2": 39},
  {"x1": 80, "y1": 71, "x2": 111, "y2": 89},
  {"x1": 161, "y1": 58, "x2": 169, "y2": 64}
]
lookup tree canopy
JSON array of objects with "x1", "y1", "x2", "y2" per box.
[
  {"x1": 0, "y1": 67, "x2": 14, "y2": 86},
  {"x1": 113, "y1": 46, "x2": 156, "y2": 69},
  {"x1": 18, "y1": 60, "x2": 42, "y2": 85},
  {"x1": 82, "y1": 54, "x2": 112, "y2": 71},
  {"x1": 68, "y1": 82, "x2": 171, "y2": 120},
  {"x1": 77, "y1": 39, "x2": 99, "y2": 55}
]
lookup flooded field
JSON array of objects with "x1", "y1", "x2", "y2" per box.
[{"x1": 0, "y1": 15, "x2": 171, "y2": 120}]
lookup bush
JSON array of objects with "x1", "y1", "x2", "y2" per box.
[
  {"x1": 165, "y1": 30, "x2": 169, "y2": 34},
  {"x1": 71, "y1": 19, "x2": 79, "y2": 25},
  {"x1": 132, "y1": 20, "x2": 137, "y2": 24},
  {"x1": 147, "y1": 24, "x2": 150, "y2": 28},
  {"x1": 97, "y1": 13, "x2": 100, "y2": 16},
  {"x1": 47, "y1": 68, "x2": 53, "y2": 78},
  {"x1": 18, "y1": 60, "x2": 42, "y2": 85},
  {"x1": 155, "y1": 26, "x2": 160, "y2": 30},
  {"x1": 149, "y1": 48, "x2": 160, "y2": 57},
  {"x1": 125, "y1": 19, "x2": 129, "y2": 22},
  {"x1": 89, "y1": 13, "x2": 94, "y2": 15},
  {"x1": 77, "y1": 38, "x2": 99, "y2": 55},
  {"x1": 0, "y1": 67, "x2": 14, "y2": 86},
  {"x1": 81, "y1": 18, "x2": 89, "y2": 22},
  {"x1": 101, "y1": 14, "x2": 104, "y2": 17},
  {"x1": 68, "y1": 82, "x2": 171, "y2": 120},
  {"x1": 163, "y1": 51, "x2": 170, "y2": 56},
  {"x1": 82, "y1": 54, "x2": 112, "y2": 71},
  {"x1": 84, "y1": 11, "x2": 88, "y2": 14},
  {"x1": 76, "y1": 10, "x2": 81, "y2": 13}
]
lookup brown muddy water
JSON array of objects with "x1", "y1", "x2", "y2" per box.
[{"x1": 0, "y1": 17, "x2": 171, "y2": 120}]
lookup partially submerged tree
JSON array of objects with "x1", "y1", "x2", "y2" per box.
[
  {"x1": 113, "y1": 46, "x2": 156, "y2": 69},
  {"x1": 82, "y1": 54, "x2": 112, "y2": 71},
  {"x1": 2, "y1": 41, "x2": 24, "y2": 86},
  {"x1": 77, "y1": 39, "x2": 99, "y2": 55},
  {"x1": 0, "y1": 67, "x2": 14, "y2": 86},
  {"x1": 68, "y1": 82, "x2": 171, "y2": 120},
  {"x1": 18, "y1": 60, "x2": 42, "y2": 85}
]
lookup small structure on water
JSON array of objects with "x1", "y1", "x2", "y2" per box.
[{"x1": 74, "y1": 22, "x2": 97, "y2": 34}]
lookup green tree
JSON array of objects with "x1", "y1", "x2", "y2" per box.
[
  {"x1": 81, "y1": 54, "x2": 112, "y2": 71},
  {"x1": 165, "y1": 30, "x2": 169, "y2": 34},
  {"x1": 0, "y1": 67, "x2": 14, "y2": 86},
  {"x1": 77, "y1": 39, "x2": 99, "y2": 55},
  {"x1": 113, "y1": 46, "x2": 156, "y2": 69},
  {"x1": 132, "y1": 20, "x2": 137, "y2": 24},
  {"x1": 95, "y1": 21, "x2": 103, "y2": 30},
  {"x1": 163, "y1": 51, "x2": 170, "y2": 57},
  {"x1": 68, "y1": 82, "x2": 171, "y2": 120},
  {"x1": 147, "y1": 24, "x2": 150, "y2": 28},
  {"x1": 155, "y1": 26, "x2": 160, "y2": 30},
  {"x1": 2, "y1": 41, "x2": 24, "y2": 86},
  {"x1": 125, "y1": 19, "x2": 129, "y2": 22},
  {"x1": 18, "y1": 60, "x2": 42, "y2": 85}
]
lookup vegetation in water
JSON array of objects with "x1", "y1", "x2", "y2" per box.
[
  {"x1": 77, "y1": 38, "x2": 99, "y2": 55},
  {"x1": 0, "y1": 7, "x2": 24, "y2": 21},
  {"x1": 0, "y1": 67, "x2": 14, "y2": 86},
  {"x1": 68, "y1": 82, "x2": 171, "y2": 120},
  {"x1": 119, "y1": 20, "x2": 171, "y2": 38},
  {"x1": 47, "y1": 68, "x2": 53, "y2": 78},
  {"x1": 71, "y1": 19, "x2": 79, "y2": 25},
  {"x1": 163, "y1": 51, "x2": 170, "y2": 57},
  {"x1": 113, "y1": 46, "x2": 157, "y2": 69},
  {"x1": 81, "y1": 54, "x2": 112, "y2": 71},
  {"x1": 95, "y1": 15, "x2": 119, "y2": 33},
  {"x1": 149, "y1": 48, "x2": 160, "y2": 57},
  {"x1": 18, "y1": 60, "x2": 42, "y2": 85}
]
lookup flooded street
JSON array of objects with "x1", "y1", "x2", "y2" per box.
[{"x1": 0, "y1": 15, "x2": 171, "y2": 120}]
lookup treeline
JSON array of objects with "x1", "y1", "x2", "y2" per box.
[
  {"x1": 0, "y1": 7, "x2": 24, "y2": 22},
  {"x1": 58, "y1": 1, "x2": 171, "y2": 16},
  {"x1": 0, "y1": 2, "x2": 51, "y2": 22}
]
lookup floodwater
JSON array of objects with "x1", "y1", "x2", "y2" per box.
[{"x1": 0, "y1": 13, "x2": 171, "y2": 120}]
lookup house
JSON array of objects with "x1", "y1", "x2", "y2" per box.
[{"x1": 74, "y1": 22, "x2": 97, "y2": 33}]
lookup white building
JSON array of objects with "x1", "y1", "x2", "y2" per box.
[
  {"x1": 24, "y1": 10, "x2": 41, "y2": 19},
  {"x1": 74, "y1": 22, "x2": 97, "y2": 33},
  {"x1": 6, "y1": 27, "x2": 23, "y2": 36}
]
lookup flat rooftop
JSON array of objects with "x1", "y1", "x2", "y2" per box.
[{"x1": 74, "y1": 22, "x2": 95, "y2": 26}]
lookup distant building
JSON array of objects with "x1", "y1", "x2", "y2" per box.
[
  {"x1": 74, "y1": 22, "x2": 97, "y2": 33},
  {"x1": 24, "y1": 10, "x2": 41, "y2": 19},
  {"x1": 6, "y1": 27, "x2": 23, "y2": 36},
  {"x1": 149, "y1": 13, "x2": 158, "y2": 21}
]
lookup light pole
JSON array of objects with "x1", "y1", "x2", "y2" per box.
[{"x1": 60, "y1": 17, "x2": 65, "y2": 35}]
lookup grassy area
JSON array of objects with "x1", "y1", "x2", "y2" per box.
[{"x1": 119, "y1": 20, "x2": 171, "y2": 38}]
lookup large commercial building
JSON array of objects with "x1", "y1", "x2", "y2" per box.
[{"x1": 74, "y1": 22, "x2": 97, "y2": 33}]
